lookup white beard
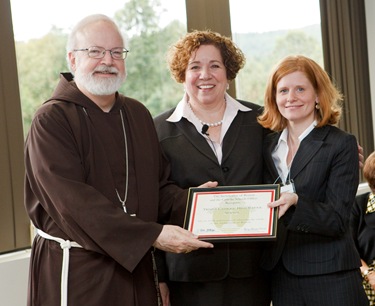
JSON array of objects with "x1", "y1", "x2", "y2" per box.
[{"x1": 74, "y1": 65, "x2": 126, "y2": 96}]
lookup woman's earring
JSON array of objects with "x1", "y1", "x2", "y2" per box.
[
  {"x1": 226, "y1": 83, "x2": 230, "y2": 90},
  {"x1": 315, "y1": 102, "x2": 320, "y2": 110}
]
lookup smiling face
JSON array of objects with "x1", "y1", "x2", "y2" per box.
[
  {"x1": 276, "y1": 71, "x2": 318, "y2": 128},
  {"x1": 69, "y1": 20, "x2": 126, "y2": 97},
  {"x1": 184, "y1": 44, "x2": 228, "y2": 106}
]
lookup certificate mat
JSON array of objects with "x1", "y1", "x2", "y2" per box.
[{"x1": 184, "y1": 185, "x2": 279, "y2": 241}]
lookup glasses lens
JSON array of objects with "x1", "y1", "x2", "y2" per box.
[
  {"x1": 84, "y1": 47, "x2": 128, "y2": 59},
  {"x1": 88, "y1": 47, "x2": 104, "y2": 59},
  {"x1": 111, "y1": 48, "x2": 127, "y2": 60}
]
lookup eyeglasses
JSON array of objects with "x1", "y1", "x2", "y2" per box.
[{"x1": 74, "y1": 46, "x2": 129, "y2": 60}]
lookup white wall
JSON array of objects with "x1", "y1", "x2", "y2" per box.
[{"x1": 0, "y1": 249, "x2": 30, "y2": 306}]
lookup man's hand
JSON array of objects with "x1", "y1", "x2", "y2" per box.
[{"x1": 153, "y1": 225, "x2": 213, "y2": 253}]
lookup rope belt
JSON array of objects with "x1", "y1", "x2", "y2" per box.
[{"x1": 36, "y1": 229, "x2": 83, "y2": 306}]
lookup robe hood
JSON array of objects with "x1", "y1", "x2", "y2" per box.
[{"x1": 47, "y1": 72, "x2": 121, "y2": 112}]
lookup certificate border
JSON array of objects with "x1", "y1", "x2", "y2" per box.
[{"x1": 183, "y1": 184, "x2": 279, "y2": 242}]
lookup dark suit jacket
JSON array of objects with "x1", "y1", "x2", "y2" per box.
[
  {"x1": 261, "y1": 125, "x2": 361, "y2": 275},
  {"x1": 351, "y1": 192, "x2": 375, "y2": 264},
  {"x1": 154, "y1": 100, "x2": 270, "y2": 282}
]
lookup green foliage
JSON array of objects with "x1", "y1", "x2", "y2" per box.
[
  {"x1": 120, "y1": 20, "x2": 185, "y2": 115},
  {"x1": 114, "y1": 0, "x2": 185, "y2": 115},
  {"x1": 234, "y1": 26, "x2": 323, "y2": 104},
  {"x1": 115, "y1": 0, "x2": 162, "y2": 36},
  {"x1": 15, "y1": 0, "x2": 322, "y2": 135},
  {"x1": 15, "y1": 28, "x2": 67, "y2": 134}
]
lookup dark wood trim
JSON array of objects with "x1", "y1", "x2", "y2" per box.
[{"x1": 0, "y1": 0, "x2": 30, "y2": 252}]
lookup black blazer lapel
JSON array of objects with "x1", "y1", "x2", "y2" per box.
[
  {"x1": 175, "y1": 119, "x2": 219, "y2": 164},
  {"x1": 263, "y1": 132, "x2": 281, "y2": 183},
  {"x1": 290, "y1": 126, "x2": 328, "y2": 179},
  {"x1": 221, "y1": 111, "x2": 244, "y2": 163}
]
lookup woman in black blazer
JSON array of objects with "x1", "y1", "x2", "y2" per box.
[
  {"x1": 351, "y1": 151, "x2": 375, "y2": 305},
  {"x1": 258, "y1": 55, "x2": 368, "y2": 306},
  {"x1": 154, "y1": 30, "x2": 271, "y2": 306}
]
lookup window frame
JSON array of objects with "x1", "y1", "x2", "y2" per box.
[{"x1": 2, "y1": 0, "x2": 373, "y2": 253}]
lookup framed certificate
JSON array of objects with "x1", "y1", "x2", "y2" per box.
[{"x1": 184, "y1": 184, "x2": 279, "y2": 242}]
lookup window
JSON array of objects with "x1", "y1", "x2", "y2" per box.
[
  {"x1": 4, "y1": 0, "x2": 187, "y2": 254},
  {"x1": 3, "y1": 0, "x2": 374, "y2": 254},
  {"x1": 229, "y1": 0, "x2": 322, "y2": 105},
  {"x1": 11, "y1": 0, "x2": 187, "y2": 134}
]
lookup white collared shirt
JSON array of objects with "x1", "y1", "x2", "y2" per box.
[
  {"x1": 166, "y1": 93, "x2": 251, "y2": 164},
  {"x1": 272, "y1": 120, "x2": 317, "y2": 184}
]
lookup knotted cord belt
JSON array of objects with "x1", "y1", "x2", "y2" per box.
[{"x1": 36, "y1": 229, "x2": 83, "y2": 306}]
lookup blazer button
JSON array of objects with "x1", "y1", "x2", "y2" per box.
[{"x1": 222, "y1": 167, "x2": 229, "y2": 172}]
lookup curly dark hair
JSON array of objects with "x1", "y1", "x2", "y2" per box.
[{"x1": 167, "y1": 30, "x2": 245, "y2": 83}]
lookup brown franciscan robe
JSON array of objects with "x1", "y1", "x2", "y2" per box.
[{"x1": 24, "y1": 73, "x2": 185, "y2": 306}]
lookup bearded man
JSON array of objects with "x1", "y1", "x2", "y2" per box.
[{"x1": 24, "y1": 14, "x2": 214, "y2": 306}]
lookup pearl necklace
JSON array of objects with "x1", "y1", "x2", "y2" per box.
[
  {"x1": 187, "y1": 102, "x2": 224, "y2": 127},
  {"x1": 199, "y1": 120, "x2": 223, "y2": 127}
]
